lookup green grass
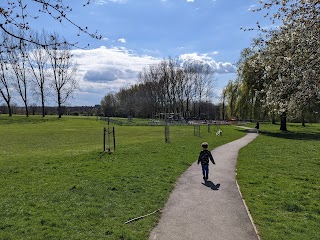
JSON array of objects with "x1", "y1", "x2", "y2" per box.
[
  {"x1": 0, "y1": 115, "x2": 245, "y2": 239},
  {"x1": 237, "y1": 123, "x2": 320, "y2": 240},
  {"x1": 107, "y1": 117, "x2": 167, "y2": 126}
]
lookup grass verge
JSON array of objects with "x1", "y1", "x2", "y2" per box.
[{"x1": 237, "y1": 123, "x2": 320, "y2": 240}]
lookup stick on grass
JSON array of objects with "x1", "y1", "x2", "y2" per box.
[{"x1": 125, "y1": 209, "x2": 161, "y2": 224}]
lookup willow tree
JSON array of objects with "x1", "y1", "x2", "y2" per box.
[
  {"x1": 236, "y1": 45, "x2": 265, "y2": 121},
  {"x1": 224, "y1": 80, "x2": 240, "y2": 120}
]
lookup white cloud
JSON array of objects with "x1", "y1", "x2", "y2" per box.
[
  {"x1": 70, "y1": 46, "x2": 159, "y2": 105},
  {"x1": 69, "y1": 47, "x2": 236, "y2": 105},
  {"x1": 247, "y1": 5, "x2": 256, "y2": 11},
  {"x1": 118, "y1": 38, "x2": 126, "y2": 43},
  {"x1": 187, "y1": 0, "x2": 195, "y2": 2},
  {"x1": 95, "y1": 0, "x2": 127, "y2": 5},
  {"x1": 179, "y1": 52, "x2": 236, "y2": 74}
]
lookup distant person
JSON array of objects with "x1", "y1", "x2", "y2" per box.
[
  {"x1": 197, "y1": 142, "x2": 215, "y2": 181},
  {"x1": 255, "y1": 121, "x2": 260, "y2": 133}
]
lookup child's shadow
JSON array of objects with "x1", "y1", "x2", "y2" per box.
[{"x1": 201, "y1": 181, "x2": 220, "y2": 191}]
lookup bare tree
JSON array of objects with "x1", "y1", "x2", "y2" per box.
[
  {"x1": 4, "y1": 30, "x2": 30, "y2": 116},
  {"x1": 27, "y1": 31, "x2": 50, "y2": 117},
  {"x1": 0, "y1": 0, "x2": 101, "y2": 49},
  {"x1": 184, "y1": 61, "x2": 214, "y2": 118},
  {"x1": 0, "y1": 37, "x2": 13, "y2": 116},
  {"x1": 175, "y1": 68, "x2": 186, "y2": 115},
  {"x1": 101, "y1": 92, "x2": 118, "y2": 117},
  {"x1": 182, "y1": 62, "x2": 196, "y2": 119},
  {"x1": 46, "y1": 33, "x2": 78, "y2": 118},
  {"x1": 118, "y1": 57, "x2": 216, "y2": 119}
]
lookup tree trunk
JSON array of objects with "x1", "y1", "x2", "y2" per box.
[
  {"x1": 24, "y1": 102, "x2": 29, "y2": 117},
  {"x1": 58, "y1": 105, "x2": 62, "y2": 118},
  {"x1": 222, "y1": 101, "x2": 225, "y2": 121},
  {"x1": 185, "y1": 98, "x2": 190, "y2": 119},
  {"x1": 7, "y1": 103, "x2": 12, "y2": 117},
  {"x1": 41, "y1": 92, "x2": 45, "y2": 117},
  {"x1": 2, "y1": 97, "x2": 13, "y2": 116},
  {"x1": 251, "y1": 96, "x2": 254, "y2": 120},
  {"x1": 280, "y1": 112, "x2": 287, "y2": 131},
  {"x1": 301, "y1": 110, "x2": 305, "y2": 127},
  {"x1": 58, "y1": 95, "x2": 62, "y2": 118}
]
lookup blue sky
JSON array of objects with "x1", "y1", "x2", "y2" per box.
[{"x1": 11, "y1": 0, "x2": 267, "y2": 106}]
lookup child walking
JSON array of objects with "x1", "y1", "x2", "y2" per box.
[{"x1": 197, "y1": 142, "x2": 215, "y2": 181}]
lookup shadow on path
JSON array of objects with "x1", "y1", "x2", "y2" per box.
[{"x1": 201, "y1": 181, "x2": 220, "y2": 191}]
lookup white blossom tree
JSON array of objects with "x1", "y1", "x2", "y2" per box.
[{"x1": 250, "y1": 0, "x2": 320, "y2": 130}]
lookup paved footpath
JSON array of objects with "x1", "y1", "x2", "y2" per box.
[{"x1": 149, "y1": 131, "x2": 259, "y2": 240}]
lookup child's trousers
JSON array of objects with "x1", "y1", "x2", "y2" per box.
[{"x1": 201, "y1": 164, "x2": 209, "y2": 179}]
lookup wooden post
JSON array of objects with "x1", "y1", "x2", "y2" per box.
[
  {"x1": 165, "y1": 125, "x2": 169, "y2": 143},
  {"x1": 113, "y1": 127, "x2": 116, "y2": 151},
  {"x1": 103, "y1": 127, "x2": 106, "y2": 152},
  {"x1": 107, "y1": 118, "x2": 111, "y2": 153}
]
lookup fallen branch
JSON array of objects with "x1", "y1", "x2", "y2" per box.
[{"x1": 124, "y1": 209, "x2": 161, "y2": 224}]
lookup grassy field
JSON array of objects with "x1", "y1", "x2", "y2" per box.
[
  {"x1": 237, "y1": 123, "x2": 320, "y2": 240},
  {"x1": 0, "y1": 115, "x2": 245, "y2": 240}
]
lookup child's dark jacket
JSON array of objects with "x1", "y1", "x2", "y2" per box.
[{"x1": 197, "y1": 150, "x2": 215, "y2": 165}]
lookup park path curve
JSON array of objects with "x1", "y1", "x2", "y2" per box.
[{"x1": 149, "y1": 131, "x2": 259, "y2": 240}]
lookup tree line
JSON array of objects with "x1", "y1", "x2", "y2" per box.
[
  {"x1": 0, "y1": 30, "x2": 78, "y2": 118},
  {"x1": 100, "y1": 58, "x2": 219, "y2": 120},
  {"x1": 1, "y1": 1, "x2": 101, "y2": 118},
  {"x1": 222, "y1": 0, "x2": 320, "y2": 130}
]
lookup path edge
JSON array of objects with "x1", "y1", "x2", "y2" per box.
[
  {"x1": 235, "y1": 179, "x2": 261, "y2": 240},
  {"x1": 234, "y1": 129, "x2": 261, "y2": 240}
]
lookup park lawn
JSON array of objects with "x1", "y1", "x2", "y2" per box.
[
  {"x1": 0, "y1": 115, "x2": 245, "y2": 240},
  {"x1": 237, "y1": 123, "x2": 320, "y2": 240}
]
